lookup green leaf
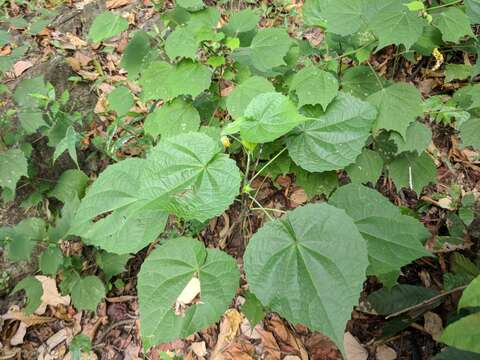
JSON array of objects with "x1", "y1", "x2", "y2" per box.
[
  {"x1": 290, "y1": 66, "x2": 338, "y2": 109},
  {"x1": 293, "y1": 166, "x2": 338, "y2": 199},
  {"x1": 346, "y1": 148, "x2": 384, "y2": 184},
  {"x1": 341, "y1": 65, "x2": 385, "y2": 100},
  {"x1": 459, "y1": 275, "x2": 480, "y2": 309},
  {"x1": 231, "y1": 92, "x2": 305, "y2": 143},
  {"x1": 322, "y1": 0, "x2": 366, "y2": 36},
  {"x1": 48, "y1": 196, "x2": 80, "y2": 243},
  {"x1": 177, "y1": 0, "x2": 204, "y2": 11},
  {"x1": 88, "y1": 12, "x2": 128, "y2": 43},
  {"x1": 287, "y1": 92, "x2": 377, "y2": 172},
  {"x1": 302, "y1": 0, "x2": 328, "y2": 27},
  {"x1": 71, "y1": 276, "x2": 106, "y2": 311},
  {"x1": 12, "y1": 276, "x2": 43, "y2": 314},
  {"x1": 465, "y1": 0, "x2": 480, "y2": 24},
  {"x1": 70, "y1": 334, "x2": 92, "y2": 360},
  {"x1": 241, "y1": 291, "x2": 265, "y2": 326},
  {"x1": 441, "y1": 313, "x2": 480, "y2": 353},
  {"x1": 223, "y1": 9, "x2": 260, "y2": 36},
  {"x1": 108, "y1": 86, "x2": 134, "y2": 117},
  {"x1": 96, "y1": 251, "x2": 131, "y2": 279},
  {"x1": 433, "y1": 8, "x2": 474, "y2": 43},
  {"x1": 390, "y1": 122, "x2": 432, "y2": 155},
  {"x1": 369, "y1": 0, "x2": 426, "y2": 50},
  {"x1": 144, "y1": 98, "x2": 200, "y2": 139},
  {"x1": 367, "y1": 284, "x2": 439, "y2": 315},
  {"x1": 121, "y1": 31, "x2": 154, "y2": 78},
  {"x1": 330, "y1": 184, "x2": 431, "y2": 277},
  {"x1": 2, "y1": 218, "x2": 46, "y2": 261},
  {"x1": 0, "y1": 29, "x2": 11, "y2": 46},
  {"x1": 459, "y1": 118, "x2": 480, "y2": 149},
  {"x1": 0, "y1": 149, "x2": 28, "y2": 199},
  {"x1": 140, "y1": 60, "x2": 212, "y2": 101},
  {"x1": 72, "y1": 133, "x2": 240, "y2": 253},
  {"x1": 138, "y1": 237, "x2": 239, "y2": 349},
  {"x1": 48, "y1": 169, "x2": 89, "y2": 203},
  {"x1": 39, "y1": 246, "x2": 64, "y2": 276},
  {"x1": 243, "y1": 203, "x2": 368, "y2": 353},
  {"x1": 236, "y1": 28, "x2": 292, "y2": 72},
  {"x1": 13, "y1": 76, "x2": 48, "y2": 108},
  {"x1": 445, "y1": 64, "x2": 473, "y2": 83},
  {"x1": 165, "y1": 25, "x2": 198, "y2": 60},
  {"x1": 388, "y1": 152, "x2": 437, "y2": 193},
  {"x1": 53, "y1": 126, "x2": 81, "y2": 167},
  {"x1": 368, "y1": 83, "x2": 423, "y2": 138},
  {"x1": 226, "y1": 76, "x2": 274, "y2": 119},
  {"x1": 70, "y1": 159, "x2": 168, "y2": 254},
  {"x1": 433, "y1": 347, "x2": 480, "y2": 360},
  {"x1": 145, "y1": 133, "x2": 241, "y2": 220}
]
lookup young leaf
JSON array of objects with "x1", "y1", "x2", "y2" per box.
[
  {"x1": 139, "y1": 60, "x2": 212, "y2": 101},
  {"x1": 71, "y1": 276, "x2": 105, "y2": 311},
  {"x1": 290, "y1": 66, "x2": 339, "y2": 109},
  {"x1": 121, "y1": 31, "x2": 154, "y2": 78},
  {"x1": 459, "y1": 118, "x2": 480, "y2": 149},
  {"x1": 241, "y1": 291, "x2": 265, "y2": 326},
  {"x1": 235, "y1": 28, "x2": 292, "y2": 72},
  {"x1": 440, "y1": 313, "x2": 480, "y2": 353},
  {"x1": 144, "y1": 98, "x2": 200, "y2": 139},
  {"x1": 390, "y1": 122, "x2": 432, "y2": 155},
  {"x1": 330, "y1": 184, "x2": 431, "y2": 278},
  {"x1": 48, "y1": 169, "x2": 89, "y2": 203},
  {"x1": 388, "y1": 152, "x2": 437, "y2": 194},
  {"x1": 138, "y1": 237, "x2": 239, "y2": 349},
  {"x1": 165, "y1": 25, "x2": 198, "y2": 60},
  {"x1": 53, "y1": 126, "x2": 81, "y2": 167},
  {"x1": 342, "y1": 65, "x2": 385, "y2": 99},
  {"x1": 88, "y1": 12, "x2": 128, "y2": 43},
  {"x1": 368, "y1": 83, "x2": 423, "y2": 138},
  {"x1": 12, "y1": 276, "x2": 43, "y2": 314},
  {"x1": 39, "y1": 246, "x2": 64, "y2": 276},
  {"x1": 108, "y1": 86, "x2": 134, "y2": 117},
  {"x1": 226, "y1": 76, "x2": 274, "y2": 119},
  {"x1": 459, "y1": 275, "x2": 480, "y2": 309},
  {"x1": 96, "y1": 251, "x2": 131, "y2": 280},
  {"x1": 433, "y1": 8, "x2": 475, "y2": 43},
  {"x1": 287, "y1": 93, "x2": 377, "y2": 172},
  {"x1": 369, "y1": 0, "x2": 426, "y2": 50},
  {"x1": 0, "y1": 149, "x2": 28, "y2": 200},
  {"x1": 2, "y1": 218, "x2": 46, "y2": 261},
  {"x1": 346, "y1": 148, "x2": 384, "y2": 184},
  {"x1": 322, "y1": 0, "x2": 366, "y2": 36},
  {"x1": 243, "y1": 203, "x2": 369, "y2": 353},
  {"x1": 230, "y1": 92, "x2": 305, "y2": 143}
]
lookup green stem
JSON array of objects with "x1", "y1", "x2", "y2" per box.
[
  {"x1": 248, "y1": 194, "x2": 273, "y2": 221},
  {"x1": 332, "y1": 39, "x2": 377, "y2": 61},
  {"x1": 249, "y1": 147, "x2": 287, "y2": 184},
  {"x1": 367, "y1": 61, "x2": 384, "y2": 89},
  {"x1": 426, "y1": 0, "x2": 462, "y2": 11}
]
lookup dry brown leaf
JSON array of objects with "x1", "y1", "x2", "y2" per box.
[
  {"x1": 257, "y1": 328, "x2": 282, "y2": 359},
  {"x1": 344, "y1": 332, "x2": 368, "y2": 360},
  {"x1": 13, "y1": 60, "x2": 33, "y2": 77},
  {"x1": 2, "y1": 308, "x2": 55, "y2": 326},
  {"x1": 66, "y1": 57, "x2": 81, "y2": 72},
  {"x1": 376, "y1": 345, "x2": 397, "y2": 360},
  {"x1": 268, "y1": 317, "x2": 308, "y2": 359},
  {"x1": 424, "y1": 312, "x2": 443, "y2": 341},
  {"x1": 106, "y1": 0, "x2": 132, "y2": 9},
  {"x1": 10, "y1": 321, "x2": 27, "y2": 345},
  {"x1": 223, "y1": 341, "x2": 256, "y2": 360},
  {"x1": 211, "y1": 309, "x2": 244, "y2": 360},
  {"x1": 94, "y1": 95, "x2": 108, "y2": 113},
  {"x1": 35, "y1": 276, "x2": 70, "y2": 315},
  {"x1": 240, "y1": 318, "x2": 261, "y2": 340},
  {"x1": 191, "y1": 341, "x2": 207, "y2": 357},
  {"x1": 290, "y1": 188, "x2": 308, "y2": 207},
  {"x1": 66, "y1": 32, "x2": 87, "y2": 48},
  {"x1": 78, "y1": 70, "x2": 99, "y2": 81}
]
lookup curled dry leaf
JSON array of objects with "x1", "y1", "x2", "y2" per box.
[
  {"x1": 211, "y1": 309, "x2": 244, "y2": 360},
  {"x1": 344, "y1": 332, "x2": 368, "y2": 360},
  {"x1": 175, "y1": 276, "x2": 201, "y2": 316},
  {"x1": 35, "y1": 275, "x2": 70, "y2": 315},
  {"x1": 10, "y1": 321, "x2": 28, "y2": 346},
  {"x1": 191, "y1": 341, "x2": 207, "y2": 357},
  {"x1": 424, "y1": 312, "x2": 443, "y2": 341},
  {"x1": 13, "y1": 60, "x2": 33, "y2": 77}
]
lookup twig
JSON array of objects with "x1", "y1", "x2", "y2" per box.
[
  {"x1": 385, "y1": 285, "x2": 468, "y2": 319},
  {"x1": 93, "y1": 319, "x2": 136, "y2": 346},
  {"x1": 105, "y1": 295, "x2": 137, "y2": 303}
]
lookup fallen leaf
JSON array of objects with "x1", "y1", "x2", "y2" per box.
[
  {"x1": 424, "y1": 312, "x2": 443, "y2": 341},
  {"x1": 376, "y1": 345, "x2": 397, "y2": 360},
  {"x1": 344, "y1": 332, "x2": 368, "y2": 360},
  {"x1": 10, "y1": 321, "x2": 27, "y2": 345},
  {"x1": 211, "y1": 309, "x2": 244, "y2": 360},
  {"x1": 35, "y1": 276, "x2": 70, "y2": 315},
  {"x1": 66, "y1": 57, "x2": 81, "y2": 72},
  {"x1": 13, "y1": 60, "x2": 33, "y2": 77},
  {"x1": 66, "y1": 32, "x2": 87, "y2": 48},
  {"x1": 106, "y1": 0, "x2": 132, "y2": 9},
  {"x1": 223, "y1": 341, "x2": 256, "y2": 360},
  {"x1": 290, "y1": 188, "x2": 308, "y2": 207},
  {"x1": 257, "y1": 328, "x2": 282, "y2": 359},
  {"x1": 2, "y1": 308, "x2": 55, "y2": 326},
  {"x1": 240, "y1": 318, "x2": 261, "y2": 340},
  {"x1": 175, "y1": 276, "x2": 201, "y2": 316},
  {"x1": 191, "y1": 341, "x2": 207, "y2": 357}
]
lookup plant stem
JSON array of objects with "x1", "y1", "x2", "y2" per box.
[
  {"x1": 367, "y1": 61, "x2": 384, "y2": 89},
  {"x1": 249, "y1": 147, "x2": 287, "y2": 184},
  {"x1": 247, "y1": 194, "x2": 273, "y2": 221},
  {"x1": 333, "y1": 39, "x2": 377, "y2": 61},
  {"x1": 427, "y1": 0, "x2": 462, "y2": 12}
]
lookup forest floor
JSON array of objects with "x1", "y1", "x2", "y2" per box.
[{"x1": 1, "y1": 0, "x2": 480, "y2": 360}]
